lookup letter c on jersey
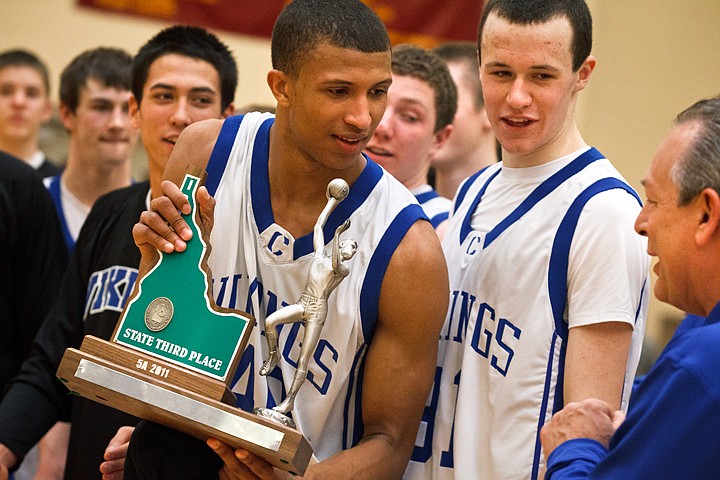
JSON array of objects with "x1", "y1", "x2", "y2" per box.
[{"x1": 268, "y1": 231, "x2": 290, "y2": 257}]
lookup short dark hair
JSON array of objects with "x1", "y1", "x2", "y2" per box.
[
  {"x1": 271, "y1": 0, "x2": 391, "y2": 78},
  {"x1": 671, "y1": 96, "x2": 720, "y2": 206},
  {"x1": 132, "y1": 25, "x2": 237, "y2": 110},
  {"x1": 391, "y1": 44, "x2": 457, "y2": 133},
  {"x1": 477, "y1": 0, "x2": 593, "y2": 72},
  {"x1": 0, "y1": 49, "x2": 50, "y2": 95},
  {"x1": 433, "y1": 41, "x2": 484, "y2": 110},
  {"x1": 59, "y1": 47, "x2": 133, "y2": 113}
]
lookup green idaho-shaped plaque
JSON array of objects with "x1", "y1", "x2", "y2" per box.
[{"x1": 113, "y1": 169, "x2": 251, "y2": 382}]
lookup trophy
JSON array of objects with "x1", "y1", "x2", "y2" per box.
[
  {"x1": 57, "y1": 166, "x2": 356, "y2": 475},
  {"x1": 56, "y1": 166, "x2": 358, "y2": 476}
]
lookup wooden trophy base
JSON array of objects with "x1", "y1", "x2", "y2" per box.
[{"x1": 57, "y1": 336, "x2": 313, "y2": 476}]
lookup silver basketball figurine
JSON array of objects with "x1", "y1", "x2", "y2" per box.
[{"x1": 255, "y1": 179, "x2": 357, "y2": 429}]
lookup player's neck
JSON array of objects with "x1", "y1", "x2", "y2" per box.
[
  {"x1": 0, "y1": 137, "x2": 38, "y2": 162},
  {"x1": 502, "y1": 124, "x2": 586, "y2": 169},
  {"x1": 267, "y1": 126, "x2": 364, "y2": 238},
  {"x1": 62, "y1": 153, "x2": 132, "y2": 207},
  {"x1": 435, "y1": 145, "x2": 498, "y2": 199}
]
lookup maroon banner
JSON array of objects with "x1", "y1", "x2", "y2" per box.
[{"x1": 76, "y1": 0, "x2": 484, "y2": 48}]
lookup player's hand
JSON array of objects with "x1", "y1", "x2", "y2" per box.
[
  {"x1": 540, "y1": 398, "x2": 622, "y2": 458},
  {"x1": 133, "y1": 180, "x2": 216, "y2": 257},
  {"x1": 99, "y1": 426, "x2": 135, "y2": 480},
  {"x1": 208, "y1": 438, "x2": 296, "y2": 480}
]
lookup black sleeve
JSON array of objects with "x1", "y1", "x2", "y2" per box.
[
  {"x1": 0, "y1": 245, "x2": 86, "y2": 457},
  {"x1": 0, "y1": 156, "x2": 68, "y2": 392}
]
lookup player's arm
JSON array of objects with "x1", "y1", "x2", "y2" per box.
[
  {"x1": 564, "y1": 322, "x2": 632, "y2": 408},
  {"x1": 186, "y1": 219, "x2": 449, "y2": 480},
  {"x1": 132, "y1": 119, "x2": 223, "y2": 277},
  {"x1": 312, "y1": 219, "x2": 449, "y2": 478},
  {"x1": 563, "y1": 191, "x2": 647, "y2": 409}
]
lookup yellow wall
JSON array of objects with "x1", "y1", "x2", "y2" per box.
[
  {"x1": 3, "y1": 0, "x2": 720, "y2": 349},
  {"x1": 583, "y1": 0, "x2": 720, "y2": 348}
]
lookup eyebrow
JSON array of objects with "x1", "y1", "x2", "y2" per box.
[
  {"x1": 484, "y1": 61, "x2": 561, "y2": 72},
  {"x1": 396, "y1": 97, "x2": 428, "y2": 109},
  {"x1": 149, "y1": 83, "x2": 217, "y2": 95}
]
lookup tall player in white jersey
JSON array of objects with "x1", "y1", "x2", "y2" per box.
[
  {"x1": 129, "y1": 0, "x2": 449, "y2": 479},
  {"x1": 404, "y1": 1, "x2": 650, "y2": 479}
]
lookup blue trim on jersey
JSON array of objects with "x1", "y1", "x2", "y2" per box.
[
  {"x1": 454, "y1": 166, "x2": 491, "y2": 214},
  {"x1": 46, "y1": 173, "x2": 75, "y2": 253},
  {"x1": 634, "y1": 279, "x2": 647, "y2": 325},
  {"x1": 293, "y1": 158, "x2": 384, "y2": 259},
  {"x1": 429, "y1": 212, "x2": 449, "y2": 228},
  {"x1": 249, "y1": 118, "x2": 275, "y2": 238},
  {"x1": 359, "y1": 203, "x2": 427, "y2": 343},
  {"x1": 415, "y1": 189, "x2": 440, "y2": 204},
  {"x1": 533, "y1": 176, "x2": 643, "y2": 478},
  {"x1": 206, "y1": 114, "x2": 245, "y2": 196},
  {"x1": 486, "y1": 148, "x2": 606, "y2": 247},
  {"x1": 343, "y1": 344, "x2": 368, "y2": 450},
  {"x1": 458, "y1": 168, "x2": 501, "y2": 243}
]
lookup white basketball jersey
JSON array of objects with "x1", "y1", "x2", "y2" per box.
[
  {"x1": 204, "y1": 112, "x2": 428, "y2": 461},
  {"x1": 412, "y1": 184, "x2": 451, "y2": 229},
  {"x1": 405, "y1": 147, "x2": 649, "y2": 480}
]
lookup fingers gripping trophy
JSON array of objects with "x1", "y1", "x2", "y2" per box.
[{"x1": 255, "y1": 179, "x2": 357, "y2": 428}]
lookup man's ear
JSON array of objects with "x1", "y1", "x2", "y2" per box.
[
  {"x1": 431, "y1": 124, "x2": 453, "y2": 153},
  {"x1": 574, "y1": 54, "x2": 596, "y2": 93},
  {"x1": 696, "y1": 187, "x2": 720, "y2": 246},
  {"x1": 221, "y1": 103, "x2": 235, "y2": 119},
  {"x1": 58, "y1": 103, "x2": 74, "y2": 132},
  {"x1": 267, "y1": 69, "x2": 291, "y2": 108},
  {"x1": 129, "y1": 95, "x2": 140, "y2": 129}
]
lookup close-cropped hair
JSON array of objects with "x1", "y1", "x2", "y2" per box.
[
  {"x1": 60, "y1": 47, "x2": 133, "y2": 113},
  {"x1": 132, "y1": 25, "x2": 238, "y2": 110},
  {"x1": 391, "y1": 44, "x2": 457, "y2": 133},
  {"x1": 671, "y1": 96, "x2": 720, "y2": 205},
  {"x1": 433, "y1": 41, "x2": 484, "y2": 110},
  {"x1": 478, "y1": 0, "x2": 593, "y2": 72},
  {"x1": 0, "y1": 49, "x2": 51, "y2": 94},
  {"x1": 271, "y1": 0, "x2": 390, "y2": 79}
]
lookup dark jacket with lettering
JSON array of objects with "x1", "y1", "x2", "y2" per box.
[{"x1": 0, "y1": 182, "x2": 147, "y2": 479}]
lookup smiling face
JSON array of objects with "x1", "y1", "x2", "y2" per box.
[
  {"x1": 479, "y1": 13, "x2": 594, "y2": 167},
  {"x1": 129, "y1": 53, "x2": 231, "y2": 180},
  {"x1": 0, "y1": 65, "x2": 51, "y2": 151},
  {"x1": 60, "y1": 78, "x2": 138, "y2": 170},
  {"x1": 365, "y1": 74, "x2": 440, "y2": 188},
  {"x1": 281, "y1": 42, "x2": 392, "y2": 174},
  {"x1": 635, "y1": 122, "x2": 703, "y2": 314}
]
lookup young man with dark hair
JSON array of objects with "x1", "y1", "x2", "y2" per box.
[
  {"x1": 405, "y1": 1, "x2": 649, "y2": 478},
  {"x1": 45, "y1": 47, "x2": 138, "y2": 253},
  {"x1": 365, "y1": 44, "x2": 456, "y2": 239},
  {"x1": 126, "y1": 1, "x2": 448, "y2": 479},
  {"x1": 431, "y1": 41, "x2": 498, "y2": 200},
  {"x1": 0, "y1": 25, "x2": 236, "y2": 480},
  {"x1": 0, "y1": 49, "x2": 59, "y2": 177}
]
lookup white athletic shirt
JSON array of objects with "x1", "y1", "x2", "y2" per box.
[
  {"x1": 44, "y1": 173, "x2": 91, "y2": 251},
  {"x1": 404, "y1": 147, "x2": 649, "y2": 480},
  {"x1": 204, "y1": 112, "x2": 428, "y2": 461},
  {"x1": 411, "y1": 184, "x2": 450, "y2": 230}
]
